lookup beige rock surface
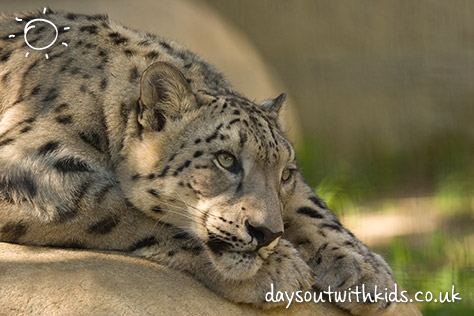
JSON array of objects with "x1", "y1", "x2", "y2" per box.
[{"x1": 0, "y1": 242, "x2": 422, "y2": 316}]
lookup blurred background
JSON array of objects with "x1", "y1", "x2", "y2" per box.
[{"x1": 2, "y1": 0, "x2": 473, "y2": 314}]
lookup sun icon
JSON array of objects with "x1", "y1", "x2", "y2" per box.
[{"x1": 9, "y1": 7, "x2": 70, "y2": 59}]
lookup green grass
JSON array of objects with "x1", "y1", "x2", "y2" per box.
[{"x1": 381, "y1": 231, "x2": 473, "y2": 315}]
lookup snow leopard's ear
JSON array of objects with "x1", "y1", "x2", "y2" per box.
[
  {"x1": 138, "y1": 62, "x2": 196, "y2": 131},
  {"x1": 259, "y1": 93, "x2": 286, "y2": 119}
]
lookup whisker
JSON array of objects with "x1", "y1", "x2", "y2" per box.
[
  {"x1": 172, "y1": 191, "x2": 219, "y2": 219},
  {"x1": 158, "y1": 193, "x2": 220, "y2": 221},
  {"x1": 154, "y1": 203, "x2": 213, "y2": 229}
]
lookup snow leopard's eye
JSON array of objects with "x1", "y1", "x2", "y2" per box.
[
  {"x1": 281, "y1": 168, "x2": 294, "y2": 183},
  {"x1": 216, "y1": 151, "x2": 236, "y2": 169}
]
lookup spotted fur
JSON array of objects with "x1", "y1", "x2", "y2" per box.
[{"x1": 0, "y1": 10, "x2": 395, "y2": 315}]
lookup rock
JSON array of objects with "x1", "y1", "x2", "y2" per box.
[{"x1": 0, "y1": 242, "x2": 422, "y2": 316}]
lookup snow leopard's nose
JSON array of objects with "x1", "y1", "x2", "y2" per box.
[{"x1": 245, "y1": 220, "x2": 283, "y2": 249}]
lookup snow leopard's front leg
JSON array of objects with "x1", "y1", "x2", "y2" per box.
[{"x1": 282, "y1": 172, "x2": 396, "y2": 315}]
